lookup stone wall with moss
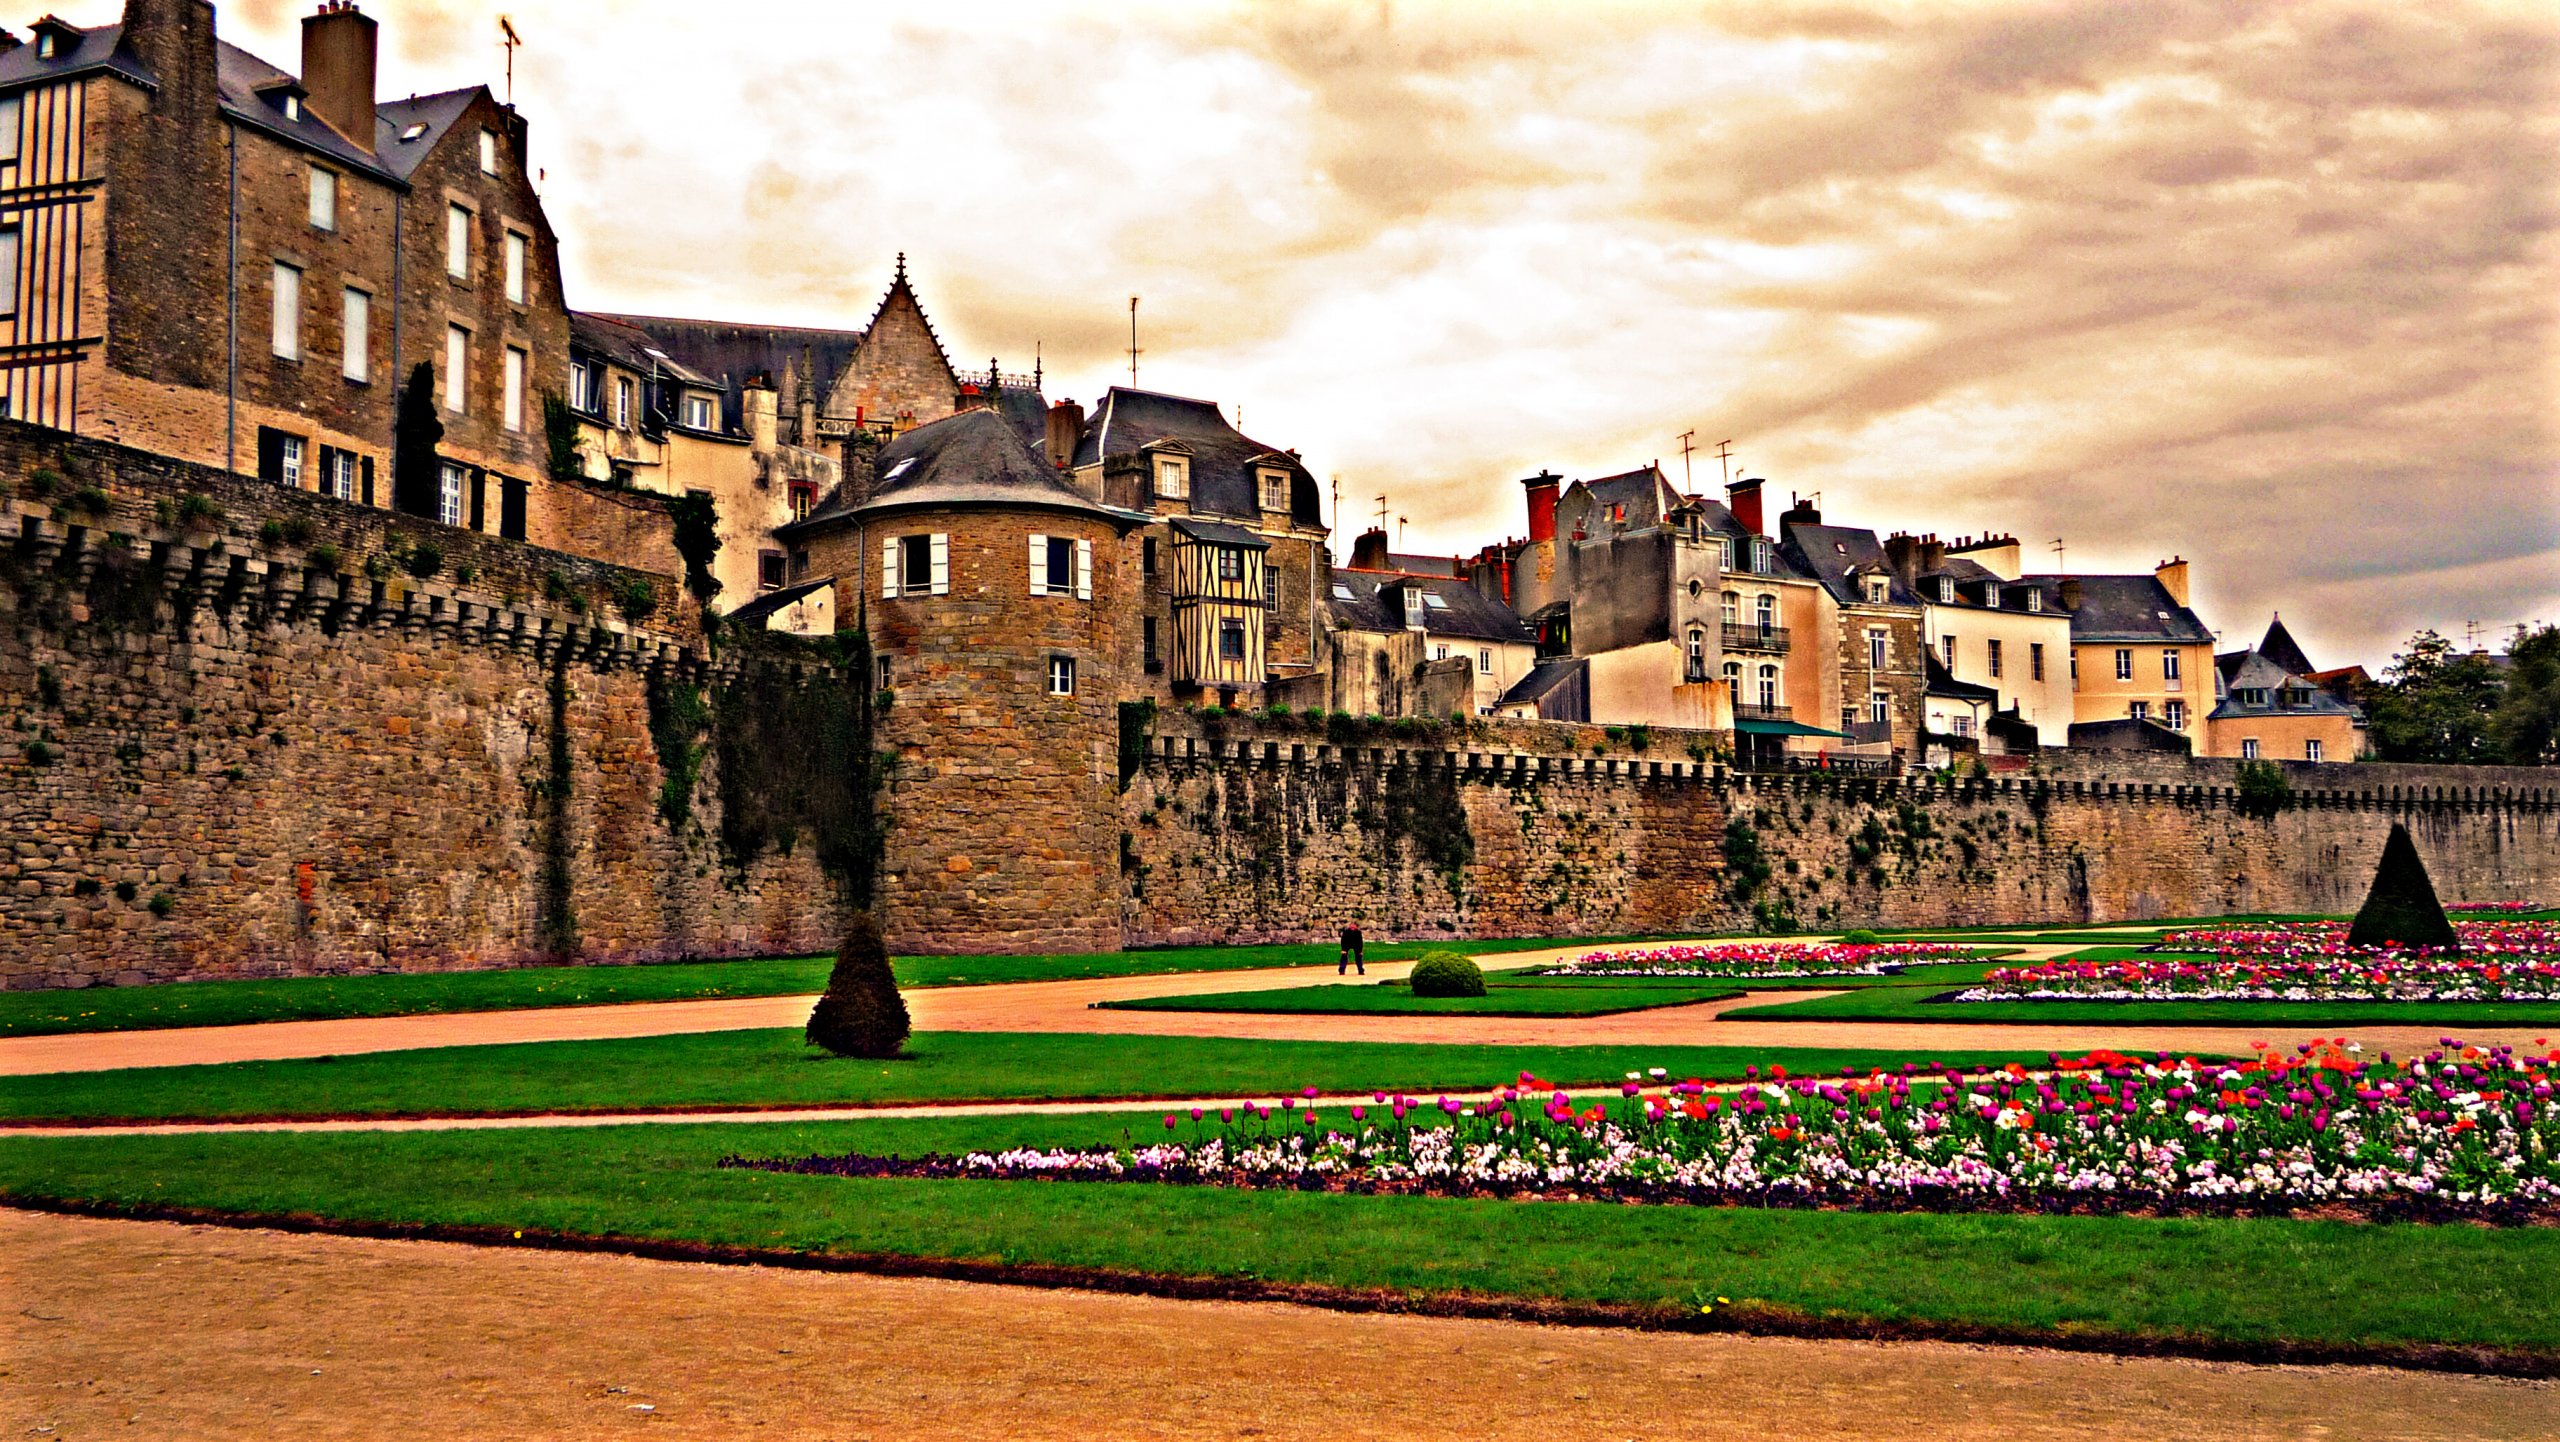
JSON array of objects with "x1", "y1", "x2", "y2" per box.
[
  {"x1": 0, "y1": 428, "x2": 853, "y2": 990},
  {"x1": 1124, "y1": 711, "x2": 2560, "y2": 945}
]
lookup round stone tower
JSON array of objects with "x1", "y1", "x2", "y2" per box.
[{"x1": 784, "y1": 408, "x2": 1138, "y2": 953}]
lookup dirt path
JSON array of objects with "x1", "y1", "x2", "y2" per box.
[
  {"x1": 5, "y1": 1210, "x2": 2548, "y2": 1441},
  {"x1": 9, "y1": 938, "x2": 2545, "y2": 1080}
]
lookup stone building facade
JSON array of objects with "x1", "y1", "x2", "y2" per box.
[{"x1": 0, "y1": 0, "x2": 601, "y2": 553}]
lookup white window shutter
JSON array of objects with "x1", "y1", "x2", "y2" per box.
[
  {"x1": 1075, "y1": 538, "x2": 1092, "y2": 600},
  {"x1": 929, "y1": 533, "x2": 949, "y2": 595},
  {"x1": 1030, "y1": 534, "x2": 1048, "y2": 595},
  {"x1": 881, "y1": 537, "x2": 897, "y2": 599}
]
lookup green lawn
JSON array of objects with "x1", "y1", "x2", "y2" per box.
[
  {"x1": 0, "y1": 936, "x2": 1637, "y2": 1040},
  {"x1": 1098, "y1": 980, "x2": 1747, "y2": 1017},
  {"x1": 2, "y1": 1118, "x2": 2552, "y2": 1361},
  {"x1": 1723, "y1": 984, "x2": 2560, "y2": 1029},
  {"x1": 0, "y1": 1031, "x2": 2069, "y2": 1123}
]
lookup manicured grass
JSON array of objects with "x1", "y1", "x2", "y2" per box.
[
  {"x1": 1098, "y1": 981, "x2": 1747, "y2": 1017},
  {"x1": 1723, "y1": 984, "x2": 2560, "y2": 1029},
  {"x1": 0, "y1": 1031, "x2": 2071, "y2": 1123},
  {"x1": 0, "y1": 936, "x2": 1639, "y2": 1040},
  {"x1": 3, "y1": 1118, "x2": 2554, "y2": 1358}
]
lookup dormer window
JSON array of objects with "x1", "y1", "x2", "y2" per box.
[
  {"x1": 1153, "y1": 456, "x2": 1188, "y2": 501},
  {"x1": 1937, "y1": 577, "x2": 1955, "y2": 603},
  {"x1": 1258, "y1": 468, "x2": 1288, "y2": 512},
  {"x1": 34, "y1": 33, "x2": 54, "y2": 58},
  {"x1": 1983, "y1": 587, "x2": 1999, "y2": 610},
  {"x1": 283, "y1": 94, "x2": 302, "y2": 121},
  {"x1": 1862, "y1": 575, "x2": 1888, "y2": 604},
  {"x1": 2025, "y1": 589, "x2": 2042, "y2": 613},
  {"x1": 681, "y1": 394, "x2": 713, "y2": 430},
  {"x1": 1402, "y1": 587, "x2": 1425, "y2": 630}
]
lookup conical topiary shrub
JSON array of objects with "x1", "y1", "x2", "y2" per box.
[
  {"x1": 806, "y1": 911, "x2": 911, "y2": 1058},
  {"x1": 2346, "y1": 823, "x2": 2459, "y2": 952}
]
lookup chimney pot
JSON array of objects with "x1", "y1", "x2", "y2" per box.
[
  {"x1": 1520, "y1": 469, "x2": 1562, "y2": 545},
  {"x1": 1045, "y1": 397, "x2": 1085, "y2": 471},
  {"x1": 1725, "y1": 476, "x2": 1764, "y2": 537}
]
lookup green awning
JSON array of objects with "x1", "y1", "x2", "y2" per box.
[{"x1": 1734, "y1": 718, "x2": 1850, "y2": 739}]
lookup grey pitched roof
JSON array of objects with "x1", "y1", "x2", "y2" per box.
[
  {"x1": 592, "y1": 313, "x2": 868, "y2": 401},
  {"x1": 781, "y1": 408, "x2": 1115, "y2": 534},
  {"x1": 2210, "y1": 651, "x2": 2354, "y2": 719},
  {"x1": 0, "y1": 22, "x2": 416, "y2": 181},
  {"x1": 1924, "y1": 651, "x2": 1999, "y2": 702},
  {"x1": 1328, "y1": 570, "x2": 1535, "y2": 646},
  {"x1": 370, "y1": 86, "x2": 480, "y2": 182},
  {"x1": 1073, "y1": 387, "x2": 1322, "y2": 527},
  {"x1": 1781, "y1": 521, "x2": 1922, "y2": 606},
  {"x1": 1498, "y1": 656, "x2": 1587, "y2": 708},
  {"x1": 2021, "y1": 574, "x2": 2211, "y2": 643},
  {"x1": 1170, "y1": 517, "x2": 1269, "y2": 551},
  {"x1": 2068, "y1": 718, "x2": 2193, "y2": 753},
  {"x1": 722, "y1": 576, "x2": 832, "y2": 624},
  {"x1": 2257, "y1": 616, "x2": 2315, "y2": 675},
  {"x1": 570, "y1": 313, "x2": 721, "y2": 390}
]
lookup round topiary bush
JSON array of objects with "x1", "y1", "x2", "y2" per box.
[
  {"x1": 1841, "y1": 928, "x2": 1881, "y2": 945},
  {"x1": 1406, "y1": 951, "x2": 1486, "y2": 998},
  {"x1": 806, "y1": 911, "x2": 911, "y2": 1058}
]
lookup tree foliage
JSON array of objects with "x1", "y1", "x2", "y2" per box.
[
  {"x1": 805, "y1": 911, "x2": 910, "y2": 1058},
  {"x1": 2489, "y1": 626, "x2": 2560, "y2": 768},
  {"x1": 392, "y1": 361, "x2": 445, "y2": 520},
  {"x1": 2363, "y1": 629, "x2": 2509, "y2": 765}
]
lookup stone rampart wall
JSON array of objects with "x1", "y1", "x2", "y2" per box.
[
  {"x1": 1, "y1": 428, "x2": 838, "y2": 989},
  {"x1": 1123, "y1": 714, "x2": 2560, "y2": 946}
]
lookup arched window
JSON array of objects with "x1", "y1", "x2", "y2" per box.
[
  {"x1": 1757, "y1": 664, "x2": 1780, "y2": 710},
  {"x1": 1722, "y1": 660, "x2": 1741, "y2": 695},
  {"x1": 1755, "y1": 594, "x2": 1776, "y2": 632},
  {"x1": 1685, "y1": 626, "x2": 1706, "y2": 683},
  {"x1": 1719, "y1": 591, "x2": 1739, "y2": 625}
]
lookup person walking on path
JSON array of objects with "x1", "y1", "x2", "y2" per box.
[{"x1": 1338, "y1": 921, "x2": 1365, "y2": 975}]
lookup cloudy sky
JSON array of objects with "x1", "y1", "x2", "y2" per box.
[{"x1": 226, "y1": 0, "x2": 2558, "y2": 669}]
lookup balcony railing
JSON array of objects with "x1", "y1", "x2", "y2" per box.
[
  {"x1": 1721, "y1": 623, "x2": 1791, "y2": 653},
  {"x1": 1841, "y1": 719, "x2": 1895, "y2": 746},
  {"x1": 1734, "y1": 702, "x2": 1796, "y2": 725}
]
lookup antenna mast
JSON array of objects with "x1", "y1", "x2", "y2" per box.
[
  {"x1": 498, "y1": 16, "x2": 521, "y2": 106},
  {"x1": 1714, "y1": 439, "x2": 1734, "y2": 489},
  {"x1": 1678, "y1": 430, "x2": 1697, "y2": 490},
  {"x1": 2049, "y1": 538, "x2": 2066, "y2": 572},
  {"x1": 1127, "y1": 296, "x2": 1140, "y2": 387}
]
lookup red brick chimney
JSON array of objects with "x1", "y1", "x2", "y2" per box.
[
  {"x1": 1045, "y1": 397, "x2": 1083, "y2": 470},
  {"x1": 300, "y1": 2, "x2": 378, "y2": 152},
  {"x1": 1520, "y1": 470, "x2": 1560, "y2": 544},
  {"x1": 1726, "y1": 477, "x2": 1764, "y2": 536}
]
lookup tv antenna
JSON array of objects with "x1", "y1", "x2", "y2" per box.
[
  {"x1": 1374, "y1": 495, "x2": 1389, "y2": 532},
  {"x1": 1678, "y1": 430, "x2": 1697, "y2": 490},
  {"x1": 1397, "y1": 515, "x2": 1410, "y2": 548},
  {"x1": 2464, "y1": 618, "x2": 2486, "y2": 648},
  {"x1": 1714, "y1": 439, "x2": 1734, "y2": 488},
  {"x1": 498, "y1": 16, "x2": 520, "y2": 106},
  {"x1": 1127, "y1": 296, "x2": 1141, "y2": 387},
  {"x1": 2049, "y1": 537, "x2": 2066, "y2": 571}
]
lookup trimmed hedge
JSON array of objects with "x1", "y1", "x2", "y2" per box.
[{"x1": 1407, "y1": 952, "x2": 1486, "y2": 998}]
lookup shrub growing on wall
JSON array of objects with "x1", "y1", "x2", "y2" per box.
[
  {"x1": 391, "y1": 361, "x2": 445, "y2": 520},
  {"x1": 2235, "y1": 759, "x2": 2294, "y2": 820},
  {"x1": 805, "y1": 911, "x2": 910, "y2": 1058}
]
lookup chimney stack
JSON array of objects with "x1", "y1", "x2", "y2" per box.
[
  {"x1": 1045, "y1": 398, "x2": 1084, "y2": 470},
  {"x1": 1726, "y1": 476, "x2": 1764, "y2": 536},
  {"x1": 120, "y1": 0, "x2": 219, "y2": 118},
  {"x1": 1520, "y1": 470, "x2": 1561, "y2": 544},
  {"x1": 2059, "y1": 577, "x2": 2084, "y2": 612},
  {"x1": 2155, "y1": 556, "x2": 2190, "y2": 607},
  {"x1": 300, "y1": 2, "x2": 377, "y2": 151},
  {"x1": 1349, "y1": 527, "x2": 1391, "y2": 571}
]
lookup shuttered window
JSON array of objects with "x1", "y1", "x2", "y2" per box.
[
  {"x1": 1028, "y1": 534, "x2": 1090, "y2": 599},
  {"x1": 884, "y1": 533, "x2": 948, "y2": 598}
]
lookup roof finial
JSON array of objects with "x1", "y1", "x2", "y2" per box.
[{"x1": 893, "y1": 251, "x2": 907, "y2": 284}]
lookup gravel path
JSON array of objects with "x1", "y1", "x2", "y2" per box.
[
  {"x1": 5, "y1": 937, "x2": 2550, "y2": 1082},
  {"x1": 7, "y1": 1208, "x2": 2550, "y2": 1441}
]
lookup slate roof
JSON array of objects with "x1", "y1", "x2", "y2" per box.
[
  {"x1": 1328, "y1": 570, "x2": 1535, "y2": 646},
  {"x1": 1073, "y1": 387, "x2": 1322, "y2": 527},
  {"x1": 594, "y1": 314, "x2": 868, "y2": 405},
  {"x1": 1781, "y1": 521, "x2": 1923, "y2": 606},
  {"x1": 1386, "y1": 553, "x2": 1463, "y2": 578},
  {"x1": 2068, "y1": 718, "x2": 2193, "y2": 754},
  {"x1": 781, "y1": 408, "x2": 1116, "y2": 534},
  {"x1": 1170, "y1": 517, "x2": 1269, "y2": 551},
  {"x1": 371, "y1": 87, "x2": 481, "y2": 182},
  {"x1": 2209, "y1": 651, "x2": 2354, "y2": 720},
  {"x1": 2256, "y1": 616, "x2": 2315, "y2": 675},
  {"x1": 1924, "y1": 651, "x2": 2000, "y2": 703},
  {"x1": 0, "y1": 21, "x2": 419, "y2": 181},
  {"x1": 1498, "y1": 656, "x2": 1587, "y2": 708},
  {"x1": 570, "y1": 313, "x2": 721, "y2": 391},
  {"x1": 2021, "y1": 574, "x2": 2211, "y2": 643},
  {"x1": 722, "y1": 576, "x2": 832, "y2": 625}
]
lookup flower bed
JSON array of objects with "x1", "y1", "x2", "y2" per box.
[
  {"x1": 1960, "y1": 921, "x2": 2560, "y2": 1002},
  {"x1": 2449, "y1": 901, "x2": 2544, "y2": 914},
  {"x1": 728, "y1": 1042, "x2": 2560, "y2": 1224},
  {"x1": 1532, "y1": 941, "x2": 1971, "y2": 979}
]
